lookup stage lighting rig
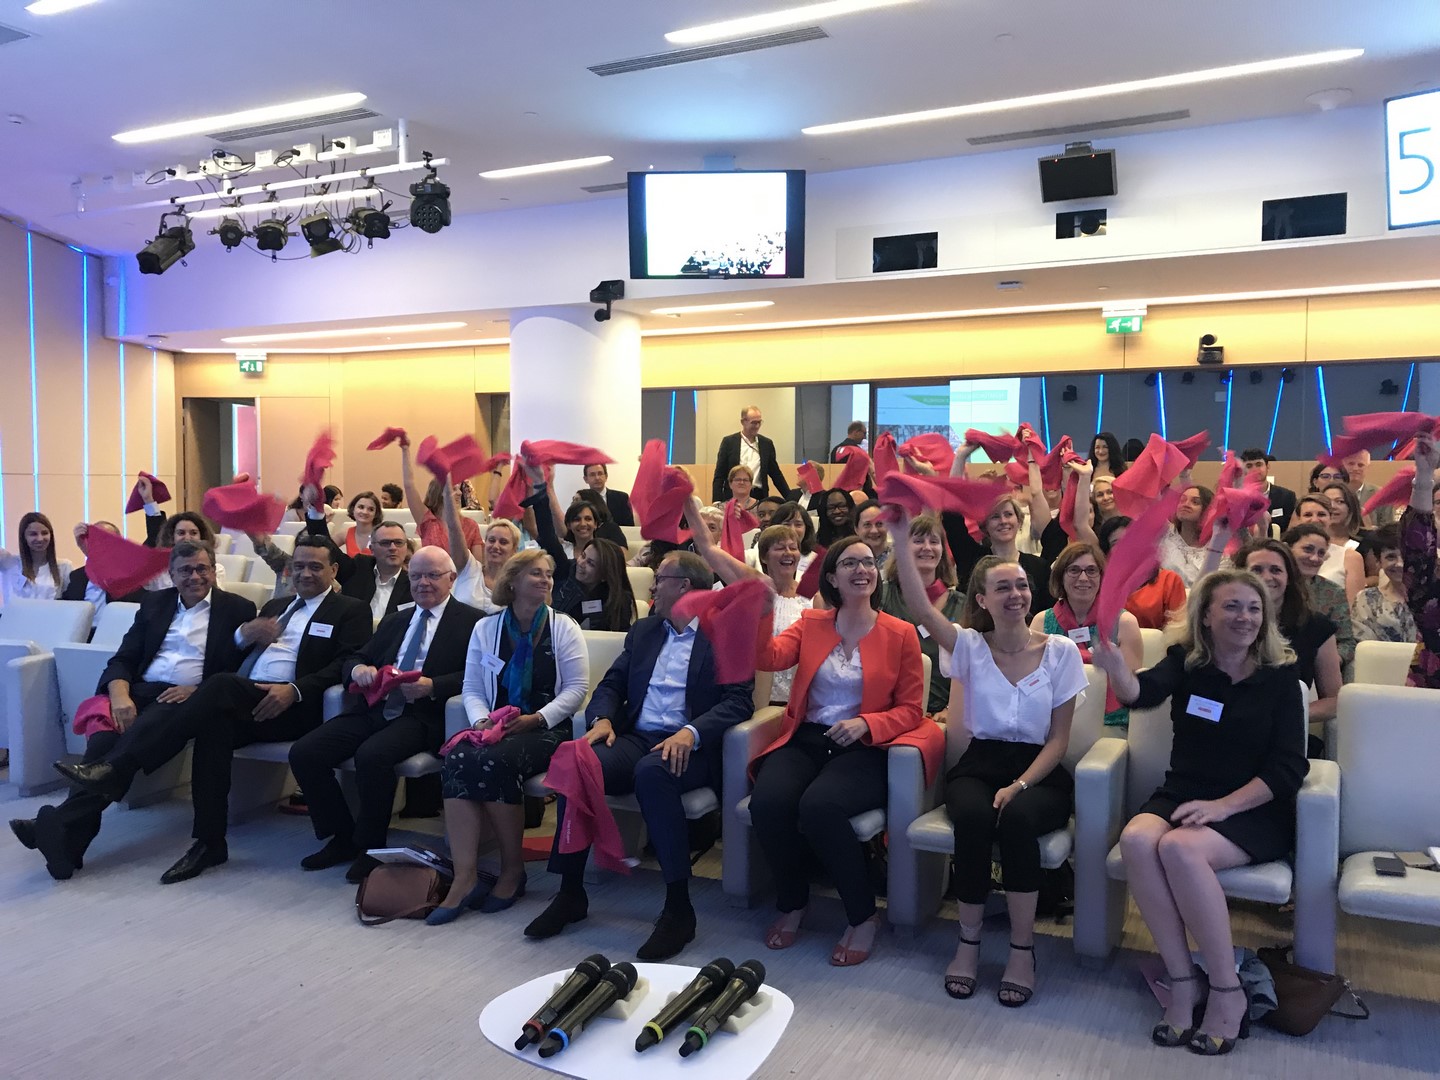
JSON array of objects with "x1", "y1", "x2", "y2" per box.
[
  {"x1": 136, "y1": 213, "x2": 194, "y2": 275},
  {"x1": 408, "y1": 152, "x2": 451, "y2": 234},
  {"x1": 348, "y1": 205, "x2": 391, "y2": 246},
  {"x1": 253, "y1": 218, "x2": 291, "y2": 256},
  {"x1": 300, "y1": 213, "x2": 344, "y2": 257},
  {"x1": 213, "y1": 216, "x2": 246, "y2": 251}
]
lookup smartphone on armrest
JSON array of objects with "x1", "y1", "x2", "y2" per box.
[
  {"x1": 1373, "y1": 854, "x2": 1407, "y2": 877},
  {"x1": 1396, "y1": 851, "x2": 1438, "y2": 871}
]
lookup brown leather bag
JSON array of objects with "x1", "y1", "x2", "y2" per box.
[
  {"x1": 355, "y1": 864, "x2": 449, "y2": 925},
  {"x1": 1256, "y1": 946, "x2": 1370, "y2": 1036}
]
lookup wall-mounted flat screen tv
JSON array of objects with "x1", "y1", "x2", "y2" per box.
[{"x1": 627, "y1": 170, "x2": 806, "y2": 279}]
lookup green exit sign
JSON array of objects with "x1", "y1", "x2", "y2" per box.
[
  {"x1": 237, "y1": 351, "x2": 266, "y2": 374},
  {"x1": 1105, "y1": 315, "x2": 1144, "y2": 334}
]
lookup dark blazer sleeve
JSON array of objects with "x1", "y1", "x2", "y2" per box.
[
  {"x1": 712, "y1": 435, "x2": 738, "y2": 502},
  {"x1": 423, "y1": 601, "x2": 482, "y2": 706},
  {"x1": 205, "y1": 590, "x2": 258, "y2": 676},
  {"x1": 527, "y1": 483, "x2": 573, "y2": 578},
  {"x1": 758, "y1": 435, "x2": 790, "y2": 501},
  {"x1": 688, "y1": 634, "x2": 754, "y2": 747},
  {"x1": 587, "y1": 620, "x2": 642, "y2": 728},
  {"x1": 97, "y1": 592, "x2": 168, "y2": 691},
  {"x1": 343, "y1": 612, "x2": 404, "y2": 686},
  {"x1": 609, "y1": 490, "x2": 635, "y2": 527},
  {"x1": 143, "y1": 510, "x2": 166, "y2": 548},
  {"x1": 293, "y1": 595, "x2": 371, "y2": 701},
  {"x1": 1270, "y1": 485, "x2": 1297, "y2": 534}
]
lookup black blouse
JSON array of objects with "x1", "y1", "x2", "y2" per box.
[
  {"x1": 1131, "y1": 645, "x2": 1309, "y2": 804},
  {"x1": 941, "y1": 511, "x2": 1053, "y2": 616},
  {"x1": 1283, "y1": 612, "x2": 1337, "y2": 689}
]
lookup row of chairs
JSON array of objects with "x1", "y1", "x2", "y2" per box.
[{"x1": 5, "y1": 600, "x2": 1431, "y2": 973}]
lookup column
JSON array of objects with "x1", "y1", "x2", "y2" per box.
[{"x1": 508, "y1": 306, "x2": 642, "y2": 490}]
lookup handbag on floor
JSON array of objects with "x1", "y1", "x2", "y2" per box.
[
  {"x1": 1255, "y1": 946, "x2": 1370, "y2": 1036},
  {"x1": 355, "y1": 863, "x2": 450, "y2": 926}
]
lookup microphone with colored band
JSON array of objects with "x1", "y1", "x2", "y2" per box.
[
  {"x1": 634, "y1": 958, "x2": 735, "y2": 1052},
  {"x1": 514, "y1": 954, "x2": 610, "y2": 1050},
  {"x1": 679, "y1": 959, "x2": 766, "y2": 1058},
  {"x1": 537, "y1": 963, "x2": 638, "y2": 1059}
]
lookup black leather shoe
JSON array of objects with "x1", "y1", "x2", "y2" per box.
[
  {"x1": 32, "y1": 806, "x2": 76, "y2": 881},
  {"x1": 637, "y1": 909, "x2": 697, "y2": 961},
  {"x1": 300, "y1": 838, "x2": 360, "y2": 871},
  {"x1": 523, "y1": 892, "x2": 589, "y2": 939},
  {"x1": 160, "y1": 840, "x2": 228, "y2": 884},
  {"x1": 345, "y1": 853, "x2": 381, "y2": 884},
  {"x1": 53, "y1": 760, "x2": 131, "y2": 802},
  {"x1": 9, "y1": 817, "x2": 37, "y2": 850}
]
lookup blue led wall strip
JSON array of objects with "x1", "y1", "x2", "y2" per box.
[
  {"x1": 1221, "y1": 372, "x2": 1233, "y2": 455},
  {"x1": 1155, "y1": 372, "x2": 1168, "y2": 441},
  {"x1": 1039, "y1": 376, "x2": 1052, "y2": 447},
  {"x1": 1266, "y1": 377, "x2": 1286, "y2": 456},
  {"x1": 1315, "y1": 365, "x2": 1333, "y2": 454},
  {"x1": 1094, "y1": 373, "x2": 1105, "y2": 435}
]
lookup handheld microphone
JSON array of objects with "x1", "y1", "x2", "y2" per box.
[
  {"x1": 514, "y1": 954, "x2": 610, "y2": 1050},
  {"x1": 537, "y1": 962, "x2": 638, "y2": 1059},
  {"x1": 634, "y1": 958, "x2": 735, "y2": 1052},
  {"x1": 679, "y1": 959, "x2": 765, "y2": 1058}
]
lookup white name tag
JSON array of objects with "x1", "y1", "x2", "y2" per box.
[
  {"x1": 1017, "y1": 671, "x2": 1046, "y2": 695},
  {"x1": 307, "y1": 622, "x2": 333, "y2": 638},
  {"x1": 1270, "y1": 508, "x2": 1284, "y2": 517},
  {"x1": 918, "y1": 624, "x2": 931, "y2": 640},
  {"x1": 581, "y1": 599, "x2": 604, "y2": 614},
  {"x1": 1186, "y1": 695, "x2": 1224, "y2": 722},
  {"x1": 397, "y1": 601, "x2": 416, "y2": 611},
  {"x1": 477, "y1": 652, "x2": 505, "y2": 675},
  {"x1": 1067, "y1": 626, "x2": 1092, "y2": 644}
]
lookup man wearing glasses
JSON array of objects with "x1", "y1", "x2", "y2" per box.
[
  {"x1": 288, "y1": 545, "x2": 481, "y2": 882},
  {"x1": 524, "y1": 550, "x2": 754, "y2": 961},
  {"x1": 307, "y1": 516, "x2": 412, "y2": 622}
]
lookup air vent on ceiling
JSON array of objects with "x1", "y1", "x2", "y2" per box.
[
  {"x1": 589, "y1": 27, "x2": 827, "y2": 76},
  {"x1": 581, "y1": 181, "x2": 629, "y2": 194},
  {"x1": 206, "y1": 107, "x2": 380, "y2": 143},
  {"x1": 0, "y1": 22, "x2": 31, "y2": 47},
  {"x1": 968, "y1": 109, "x2": 1189, "y2": 146}
]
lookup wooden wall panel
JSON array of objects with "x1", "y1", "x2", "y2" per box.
[{"x1": 256, "y1": 397, "x2": 333, "y2": 498}]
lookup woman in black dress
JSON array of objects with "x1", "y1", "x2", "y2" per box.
[{"x1": 1091, "y1": 569, "x2": 1308, "y2": 1057}]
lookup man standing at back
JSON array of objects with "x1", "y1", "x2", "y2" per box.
[
  {"x1": 830, "y1": 420, "x2": 868, "y2": 463},
  {"x1": 1342, "y1": 448, "x2": 1391, "y2": 526},
  {"x1": 584, "y1": 462, "x2": 635, "y2": 527},
  {"x1": 712, "y1": 405, "x2": 789, "y2": 502}
]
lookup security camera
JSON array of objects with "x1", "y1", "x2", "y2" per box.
[
  {"x1": 591, "y1": 279, "x2": 623, "y2": 322},
  {"x1": 1196, "y1": 333, "x2": 1224, "y2": 365}
]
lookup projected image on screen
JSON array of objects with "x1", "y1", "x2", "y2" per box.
[{"x1": 645, "y1": 173, "x2": 789, "y2": 277}]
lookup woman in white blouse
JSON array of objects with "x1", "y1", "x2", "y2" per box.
[
  {"x1": 433, "y1": 550, "x2": 588, "y2": 924},
  {"x1": 447, "y1": 477, "x2": 522, "y2": 616},
  {"x1": 0, "y1": 512, "x2": 71, "y2": 604},
  {"x1": 684, "y1": 496, "x2": 808, "y2": 703},
  {"x1": 892, "y1": 513, "x2": 1086, "y2": 1007},
  {"x1": 1158, "y1": 483, "x2": 1214, "y2": 589}
]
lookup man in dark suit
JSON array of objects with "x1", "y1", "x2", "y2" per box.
[
  {"x1": 711, "y1": 405, "x2": 790, "y2": 502},
  {"x1": 62, "y1": 521, "x2": 146, "y2": 616},
  {"x1": 524, "y1": 551, "x2": 754, "y2": 960},
  {"x1": 288, "y1": 545, "x2": 481, "y2": 882},
  {"x1": 1241, "y1": 448, "x2": 1297, "y2": 534},
  {"x1": 306, "y1": 516, "x2": 411, "y2": 621},
  {"x1": 17, "y1": 542, "x2": 255, "y2": 880},
  {"x1": 584, "y1": 463, "x2": 635, "y2": 527},
  {"x1": 830, "y1": 420, "x2": 868, "y2": 463},
  {"x1": 56, "y1": 534, "x2": 372, "y2": 883}
]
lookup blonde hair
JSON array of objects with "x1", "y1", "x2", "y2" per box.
[
  {"x1": 491, "y1": 548, "x2": 554, "y2": 608},
  {"x1": 727, "y1": 464, "x2": 755, "y2": 485},
  {"x1": 484, "y1": 518, "x2": 523, "y2": 551},
  {"x1": 882, "y1": 512, "x2": 956, "y2": 587},
  {"x1": 1180, "y1": 569, "x2": 1295, "y2": 670}
]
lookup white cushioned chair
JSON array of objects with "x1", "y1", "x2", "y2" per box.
[
  {"x1": 222, "y1": 580, "x2": 273, "y2": 608},
  {"x1": 1071, "y1": 684, "x2": 1340, "y2": 972},
  {"x1": 1351, "y1": 640, "x2": 1415, "y2": 688},
  {"x1": 1335, "y1": 684, "x2": 1440, "y2": 930},
  {"x1": 887, "y1": 665, "x2": 1112, "y2": 931},
  {"x1": 214, "y1": 553, "x2": 253, "y2": 583},
  {"x1": 2, "y1": 599, "x2": 97, "y2": 795}
]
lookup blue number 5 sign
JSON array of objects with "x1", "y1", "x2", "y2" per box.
[{"x1": 1387, "y1": 89, "x2": 1440, "y2": 228}]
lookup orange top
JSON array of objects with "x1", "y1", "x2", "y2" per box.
[
  {"x1": 1125, "y1": 569, "x2": 1187, "y2": 630},
  {"x1": 753, "y1": 608, "x2": 943, "y2": 782}
]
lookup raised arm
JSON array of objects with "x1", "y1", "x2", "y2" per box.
[
  {"x1": 525, "y1": 472, "x2": 573, "y2": 579},
  {"x1": 439, "y1": 473, "x2": 470, "y2": 573},
  {"x1": 1027, "y1": 456, "x2": 1055, "y2": 542},
  {"x1": 949, "y1": 441, "x2": 977, "y2": 478},
  {"x1": 1199, "y1": 522, "x2": 1233, "y2": 579},
  {"x1": 890, "y1": 509, "x2": 958, "y2": 652},
  {"x1": 1067, "y1": 459, "x2": 1097, "y2": 546},
  {"x1": 683, "y1": 494, "x2": 759, "y2": 585},
  {"x1": 399, "y1": 442, "x2": 426, "y2": 522}
]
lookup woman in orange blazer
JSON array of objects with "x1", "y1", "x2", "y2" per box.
[{"x1": 750, "y1": 535, "x2": 941, "y2": 967}]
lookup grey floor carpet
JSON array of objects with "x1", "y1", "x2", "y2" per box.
[{"x1": 3, "y1": 779, "x2": 1438, "y2": 1080}]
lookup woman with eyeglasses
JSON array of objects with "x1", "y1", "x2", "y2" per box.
[
  {"x1": 750, "y1": 536, "x2": 934, "y2": 967},
  {"x1": 1308, "y1": 461, "x2": 1350, "y2": 492},
  {"x1": 815, "y1": 488, "x2": 858, "y2": 549},
  {"x1": 1291, "y1": 494, "x2": 1364, "y2": 602},
  {"x1": 1031, "y1": 541, "x2": 1142, "y2": 727},
  {"x1": 892, "y1": 514, "x2": 1084, "y2": 1007}
]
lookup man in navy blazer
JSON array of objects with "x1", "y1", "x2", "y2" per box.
[
  {"x1": 525, "y1": 551, "x2": 754, "y2": 960},
  {"x1": 583, "y1": 462, "x2": 635, "y2": 527}
]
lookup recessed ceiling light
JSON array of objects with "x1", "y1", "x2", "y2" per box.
[
  {"x1": 25, "y1": 0, "x2": 101, "y2": 13},
  {"x1": 666, "y1": 0, "x2": 916, "y2": 44},
  {"x1": 221, "y1": 321, "x2": 467, "y2": 345},
  {"x1": 650, "y1": 301, "x2": 777, "y2": 316},
  {"x1": 113, "y1": 92, "x2": 367, "y2": 144},
  {"x1": 480, "y1": 155, "x2": 614, "y2": 179},
  {"x1": 802, "y1": 49, "x2": 1364, "y2": 135}
]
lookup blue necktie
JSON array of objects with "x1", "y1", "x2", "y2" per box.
[
  {"x1": 383, "y1": 608, "x2": 431, "y2": 720},
  {"x1": 237, "y1": 599, "x2": 302, "y2": 679}
]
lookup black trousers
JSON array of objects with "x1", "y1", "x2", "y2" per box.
[
  {"x1": 946, "y1": 739, "x2": 1073, "y2": 905},
  {"x1": 547, "y1": 730, "x2": 712, "y2": 886},
  {"x1": 288, "y1": 708, "x2": 441, "y2": 850},
  {"x1": 749, "y1": 724, "x2": 889, "y2": 926},
  {"x1": 182, "y1": 674, "x2": 315, "y2": 844}
]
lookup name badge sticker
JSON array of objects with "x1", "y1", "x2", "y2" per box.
[
  {"x1": 581, "y1": 599, "x2": 604, "y2": 615},
  {"x1": 307, "y1": 622, "x2": 333, "y2": 638},
  {"x1": 397, "y1": 601, "x2": 416, "y2": 611},
  {"x1": 1067, "y1": 627, "x2": 1092, "y2": 644},
  {"x1": 478, "y1": 652, "x2": 506, "y2": 675},
  {"x1": 918, "y1": 625, "x2": 931, "y2": 640},
  {"x1": 1186, "y1": 695, "x2": 1224, "y2": 722},
  {"x1": 1270, "y1": 508, "x2": 1284, "y2": 517},
  {"x1": 1018, "y1": 671, "x2": 1046, "y2": 695}
]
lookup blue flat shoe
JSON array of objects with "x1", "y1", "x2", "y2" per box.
[
  {"x1": 479, "y1": 877, "x2": 527, "y2": 914},
  {"x1": 426, "y1": 878, "x2": 494, "y2": 925}
]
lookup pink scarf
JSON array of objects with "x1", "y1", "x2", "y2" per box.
[
  {"x1": 1051, "y1": 600, "x2": 1119, "y2": 715},
  {"x1": 545, "y1": 740, "x2": 630, "y2": 874}
]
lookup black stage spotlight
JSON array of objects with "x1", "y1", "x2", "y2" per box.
[
  {"x1": 213, "y1": 216, "x2": 246, "y2": 251},
  {"x1": 299, "y1": 213, "x2": 343, "y2": 257},
  {"x1": 253, "y1": 218, "x2": 290, "y2": 254},
  {"x1": 136, "y1": 217, "x2": 195, "y2": 275},
  {"x1": 348, "y1": 206, "x2": 391, "y2": 245},
  {"x1": 409, "y1": 176, "x2": 451, "y2": 233}
]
